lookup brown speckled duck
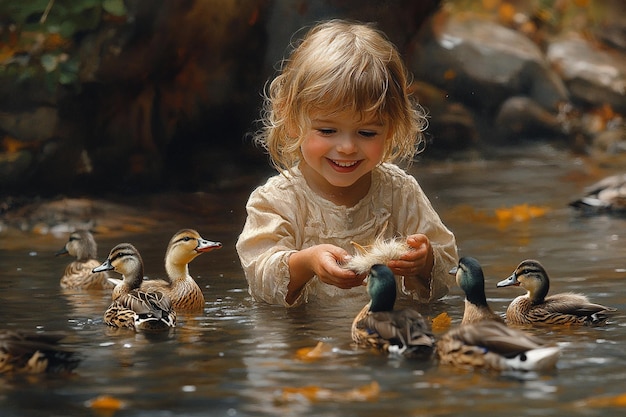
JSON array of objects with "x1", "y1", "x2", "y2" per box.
[
  {"x1": 569, "y1": 173, "x2": 626, "y2": 213},
  {"x1": 351, "y1": 264, "x2": 435, "y2": 359},
  {"x1": 56, "y1": 230, "x2": 115, "y2": 290},
  {"x1": 94, "y1": 243, "x2": 176, "y2": 331},
  {"x1": 136, "y1": 229, "x2": 222, "y2": 313},
  {"x1": 449, "y1": 257, "x2": 504, "y2": 325},
  {"x1": 0, "y1": 330, "x2": 81, "y2": 374},
  {"x1": 497, "y1": 259, "x2": 616, "y2": 326},
  {"x1": 437, "y1": 257, "x2": 560, "y2": 372}
]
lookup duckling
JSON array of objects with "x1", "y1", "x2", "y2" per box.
[
  {"x1": 450, "y1": 257, "x2": 504, "y2": 325},
  {"x1": 351, "y1": 264, "x2": 435, "y2": 359},
  {"x1": 0, "y1": 330, "x2": 81, "y2": 374},
  {"x1": 133, "y1": 229, "x2": 222, "y2": 313},
  {"x1": 93, "y1": 243, "x2": 176, "y2": 331},
  {"x1": 496, "y1": 259, "x2": 616, "y2": 326},
  {"x1": 343, "y1": 238, "x2": 410, "y2": 275},
  {"x1": 55, "y1": 230, "x2": 115, "y2": 290},
  {"x1": 569, "y1": 173, "x2": 626, "y2": 213},
  {"x1": 437, "y1": 257, "x2": 560, "y2": 372}
]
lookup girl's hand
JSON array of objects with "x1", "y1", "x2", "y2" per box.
[
  {"x1": 387, "y1": 234, "x2": 434, "y2": 281},
  {"x1": 308, "y1": 244, "x2": 365, "y2": 289},
  {"x1": 287, "y1": 244, "x2": 365, "y2": 303}
]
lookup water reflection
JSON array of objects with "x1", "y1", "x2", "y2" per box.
[{"x1": 0, "y1": 144, "x2": 625, "y2": 416}]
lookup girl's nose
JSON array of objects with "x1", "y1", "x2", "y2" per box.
[{"x1": 336, "y1": 134, "x2": 357, "y2": 153}]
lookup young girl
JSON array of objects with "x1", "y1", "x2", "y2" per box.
[{"x1": 236, "y1": 19, "x2": 458, "y2": 307}]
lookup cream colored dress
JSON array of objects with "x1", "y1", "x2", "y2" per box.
[{"x1": 236, "y1": 163, "x2": 458, "y2": 307}]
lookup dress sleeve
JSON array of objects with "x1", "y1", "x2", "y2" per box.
[
  {"x1": 393, "y1": 169, "x2": 458, "y2": 302},
  {"x1": 235, "y1": 181, "x2": 307, "y2": 307}
]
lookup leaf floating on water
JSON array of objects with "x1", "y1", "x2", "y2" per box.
[
  {"x1": 85, "y1": 395, "x2": 126, "y2": 416},
  {"x1": 277, "y1": 381, "x2": 380, "y2": 404},
  {"x1": 494, "y1": 204, "x2": 549, "y2": 224},
  {"x1": 295, "y1": 341, "x2": 333, "y2": 362},
  {"x1": 577, "y1": 392, "x2": 626, "y2": 408},
  {"x1": 431, "y1": 312, "x2": 452, "y2": 332}
]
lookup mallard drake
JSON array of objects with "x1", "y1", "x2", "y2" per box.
[
  {"x1": 0, "y1": 330, "x2": 81, "y2": 374},
  {"x1": 569, "y1": 173, "x2": 626, "y2": 213},
  {"x1": 449, "y1": 257, "x2": 504, "y2": 325},
  {"x1": 351, "y1": 264, "x2": 435, "y2": 359},
  {"x1": 93, "y1": 243, "x2": 176, "y2": 331},
  {"x1": 436, "y1": 320, "x2": 560, "y2": 372},
  {"x1": 130, "y1": 229, "x2": 222, "y2": 313},
  {"x1": 496, "y1": 259, "x2": 616, "y2": 326},
  {"x1": 437, "y1": 257, "x2": 560, "y2": 372},
  {"x1": 343, "y1": 238, "x2": 411, "y2": 275},
  {"x1": 55, "y1": 230, "x2": 115, "y2": 290}
]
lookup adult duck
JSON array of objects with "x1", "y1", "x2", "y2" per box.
[
  {"x1": 56, "y1": 230, "x2": 115, "y2": 290},
  {"x1": 449, "y1": 256, "x2": 504, "y2": 325},
  {"x1": 351, "y1": 264, "x2": 435, "y2": 359},
  {"x1": 0, "y1": 330, "x2": 81, "y2": 374},
  {"x1": 137, "y1": 229, "x2": 222, "y2": 313},
  {"x1": 437, "y1": 257, "x2": 560, "y2": 372},
  {"x1": 94, "y1": 243, "x2": 176, "y2": 331},
  {"x1": 569, "y1": 173, "x2": 626, "y2": 213},
  {"x1": 496, "y1": 259, "x2": 616, "y2": 326}
]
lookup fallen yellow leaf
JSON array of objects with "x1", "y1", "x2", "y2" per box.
[
  {"x1": 431, "y1": 312, "x2": 452, "y2": 332},
  {"x1": 278, "y1": 381, "x2": 380, "y2": 403},
  {"x1": 295, "y1": 341, "x2": 333, "y2": 362}
]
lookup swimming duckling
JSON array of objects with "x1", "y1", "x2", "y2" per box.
[
  {"x1": 343, "y1": 238, "x2": 411, "y2": 275},
  {"x1": 437, "y1": 257, "x2": 560, "y2": 372},
  {"x1": 496, "y1": 259, "x2": 616, "y2": 326},
  {"x1": 450, "y1": 257, "x2": 504, "y2": 325},
  {"x1": 94, "y1": 243, "x2": 176, "y2": 331},
  {"x1": 0, "y1": 330, "x2": 82, "y2": 374},
  {"x1": 134, "y1": 229, "x2": 222, "y2": 313},
  {"x1": 569, "y1": 173, "x2": 626, "y2": 213},
  {"x1": 351, "y1": 264, "x2": 435, "y2": 359},
  {"x1": 56, "y1": 230, "x2": 115, "y2": 290}
]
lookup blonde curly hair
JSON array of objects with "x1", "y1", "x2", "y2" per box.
[{"x1": 254, "y1": 19, "x2": 428, "y2": 172}]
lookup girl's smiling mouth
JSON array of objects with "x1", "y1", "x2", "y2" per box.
[{"x1": 328, "y1": 159, "x2": 361, "y2": 171}]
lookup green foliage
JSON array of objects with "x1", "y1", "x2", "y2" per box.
[{"x1": 0, "y1": 0, "x2": 127, "y2": 92}]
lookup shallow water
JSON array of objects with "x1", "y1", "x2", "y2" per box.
[{"x1": 1, "y1": 143, "x2": 626, "y2": 417}]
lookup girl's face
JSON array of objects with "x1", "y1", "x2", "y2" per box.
[{"x1": 299, "y1": 109, "x2": 388, "y2": 204}]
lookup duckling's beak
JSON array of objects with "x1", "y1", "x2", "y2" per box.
[
  {"x1": 496, "y1": 273, "x2": 519, "y2": 288},
  {"x1": 448, "y1": 266, "x2": 458, "y2": 276},
  {"x1": 196, "y1": 239, "x2": 222, "y2": 253},
  {"x1": 55, "y1": 247, "x2": 69, "y2": 257},
  {"x1": 93, "y1": 259, "x2": 114, "y2": 273}
]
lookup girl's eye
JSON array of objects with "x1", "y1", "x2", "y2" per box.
[
  {"x1": 316, "y1": 128, "x2": 335, "y2": 135},
  {"x1": 359, "y1": 130, "x2": 378, "y2": 138}
]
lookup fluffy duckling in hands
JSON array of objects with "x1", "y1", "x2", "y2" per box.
[
  {"x1": 94, "y1": 243, "x2": 176, "y2": 331},
  {"x1": 138, "y1": 229, "x2": 222, "y2": 313},
  {"x1": 0, "y1": 330, "x2": 82, "y2": 374},
  {"x1": 343, "y1": 238, "x2": 411, "y2": 275},
  {"x1": 351, "y1": 264, "x2": 435, "y2": 359},
  {"x1": 497, "y1": 259, "x2": 616, "y2": 326},
  {"x1": 450, "y1": 256, "x2": 504, "y2": 325},
  {"x1": 56, "y1": 230, "x2": 115, "y2": 290}
]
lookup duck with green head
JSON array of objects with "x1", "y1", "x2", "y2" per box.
[
  {"x1": 497, "y1": 259, "x2": 616, "y2": 326},
  {"x1": 437, "y1": 257, "x2": 560, "y2": 372},
  {"x1": 351, "y1": 264, "x2": 435, "y2": 359}
]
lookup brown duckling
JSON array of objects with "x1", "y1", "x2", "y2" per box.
[
  {"x1": 0, "y1": 330, "x2": 81, "y2": 374},
  {"x1": 94, "y1": 243, "x2": 176, "y2": 331},
  {"x1": 56, "y1": 230, "x2": 115, "y2": 290},
  {"x1": 497, "y1": 259, "x2": 616, "y2": 326}
]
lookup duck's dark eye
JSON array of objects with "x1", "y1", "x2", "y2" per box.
[
  {"x1": 183, "y1": 237, "x2": 192, "y2": 242},
  {"x1": 519, "y1": 353, "x2": 527, "y2": 362}
]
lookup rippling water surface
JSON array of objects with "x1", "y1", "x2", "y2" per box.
[{"x1": 1, "y1": 144, "x2": 625, "y2": 417}]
